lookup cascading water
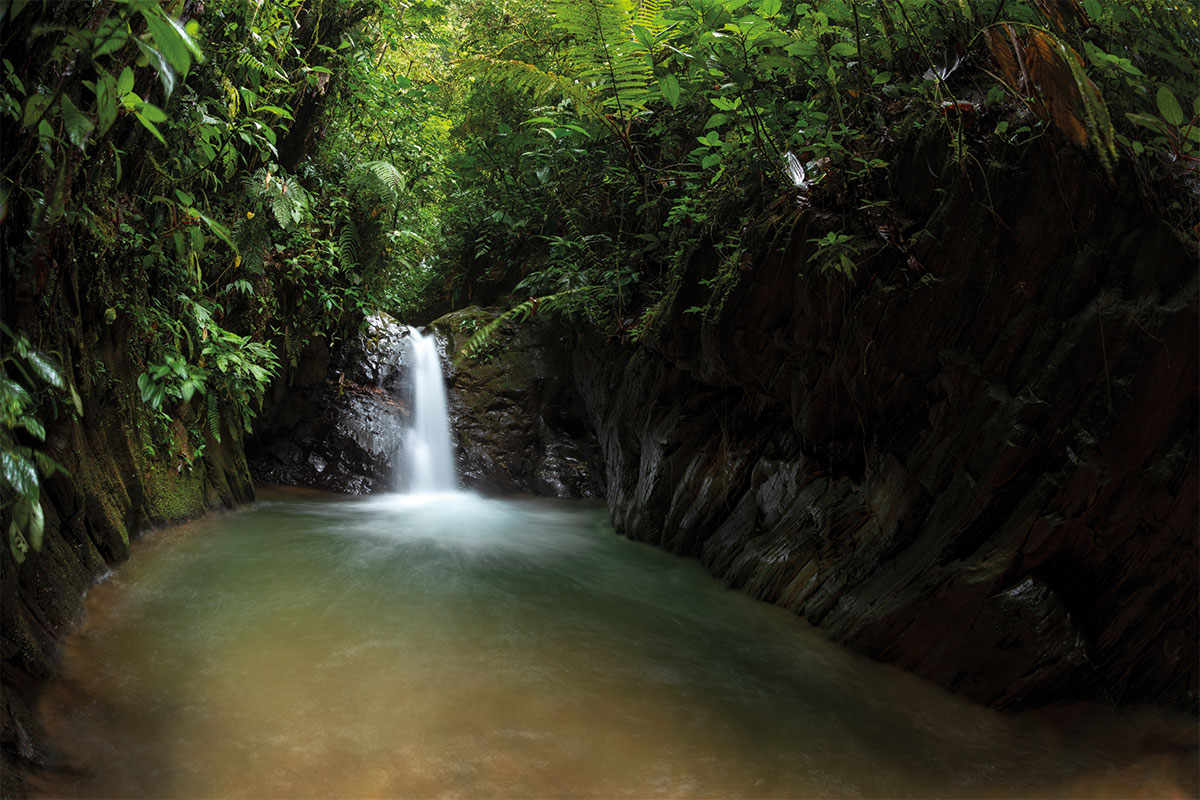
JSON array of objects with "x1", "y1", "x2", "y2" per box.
[{"x1": 402, "y1": 326, "x2": 457, "y2": 493}]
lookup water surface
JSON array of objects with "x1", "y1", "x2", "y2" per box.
[{"x1": 36, "y1": 487, "x2": 1198, "y2": 798}]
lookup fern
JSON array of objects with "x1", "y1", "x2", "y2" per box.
[
  {"x1": 338, "y1": 221, "x2": 361, "y2": 270},
  {"x1": 555, "y1": 0, "x2": 652, "y2": 121},
  {"x1": 243, "y1": 167, "x2": 311, "y2": 229},
  {"x1": 359, "y1": 160, "x2": 405, "y2": 200},
  {"x1": 459, "y1": 0, "x2": 655, "y2": 128},
  {"x1": 454, "y1": 286, "x2": 604, "y2": 364},
  {"x1": 458, "y1": 57, "x2": 597, "y2": 116},
  {"x1": 206, "y1": 391, "x2": 222, "y2": 444},
  {"x1": 633, "y1": 0, "x2": 671, "y2": 34}
]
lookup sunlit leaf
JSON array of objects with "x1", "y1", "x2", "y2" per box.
[
  {"x1": 23, "y1": 348, "x2": 64, "y2": 388},
  {"x1": 0, "y1": 448, "x2": 38, "y2": 496},
  {"x1": 27, "y1": 498, "x2": 44, "y2": 552},
  {"x1": 135, "y1": 38, "x2": 175, "y2": 98},
  {"x1": 9, "y1": 521, "x2": 28, "y2": 564},
  {"x1": 117, "y1": 65, "x2": 135, "y2": 96},
  {"x1": 134, "y1": 111, "x2": 167, "y2": 145}
]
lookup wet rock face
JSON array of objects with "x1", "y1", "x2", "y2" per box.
[
  {"x1": 433, "y1": 308, "x2": 605, "y2": 498},
  {"x1": 248, "y1": 311, "x2": 604, "y2": 499},
  {"x1": 574, "y1": 144, "x2": 1198, "y2": 711},
  {"x1": 247, "y1": 314, "x2": 411, "y2": 494}
]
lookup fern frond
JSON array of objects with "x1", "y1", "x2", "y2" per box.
[
  {"x1": 359, "y1": 160, "x2": 405, "y2": 200},
  {"x1": 206, "y1": 392, "x2": 222, "y2": 444},
  {"x1": 554, "y1": 0, "x2": 652, "y2": 119},
  {"x1": 633, "y1": 0, "x2": 671, "y2": 34},
  {"x1": 454, "y1": 286, "x2": 605, "y2": 364},
  {"x1": 338, "y1": 221, "x2": 362, "y2": 269}
]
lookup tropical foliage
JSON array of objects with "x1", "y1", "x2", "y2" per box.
[{"x1": 1, "y1": 0, "x2": 1196, "y2": 560}]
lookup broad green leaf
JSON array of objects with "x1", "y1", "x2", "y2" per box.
[
  {"x1": 758, "y1": 0, "x2": 781, "y2": 17},
  {"x1": 660, "y1": 74, "x2": 680, "y2": 107},
  {"x1": 60, "y1": 94, "x2": 94, "y2": 148},
  {"x1": 137, "y1": 372, "x2": 155, "y2": 402},
  {"x1": 254, "y1": 104, "x2": 294, "y2": 119},
  {"x1": 96, "y1": 67, "x2": 118, "y2": 135},
  {"x1": 0, "y1": 377, "x2": 32, "y2": 410},
  {"x1": 0, "y1": 448, "x2": 38, "y2": 496},
  {"x1": 34, "y1": 451, "x2": 68, "y2": 478},
  {"x1": 23, "y1": 348, "x2": 64, "y2": 388},
  {"x1": 134, "y1": 111, "x2": 167, "y2": 145},
  {"x1": 92, "y1": 16, "x2": 128, "y2": 58},
  {"x1": 13, "y1": 497, "x2": 29, "y2": 529},
  {"x1": 189, "y1": 210, "x2": 236, "y2": 250},
  {"x1": 22, "y1": 92, "x2": 51, "y2": 127},
  {"x1": 828, "y1": 42, "x2": 856, "y2": 58},
  {"x1": 704, "y1": 113, "x2": 730, "y2": 129},
  {"x1": 631, "y1": 24, "x2": 655, "y2": 51},
  {"x1": 1156, "y1": 87, "x2": 1184, "y2": 127},
  {"x1": 117, "y1": 65, "x2": 135, "y2": 96},
  {"x1": 17, "y1": 415, "x2": 45, "y2": 441},
  {"x1": 1125, "y1": 112, "x2": 1169, "y2": 136},
  {"x1": 785, "y1": 40, "x2": 817, "y2": 58},
  {"x1": 140, "y1": 7, "x2": 199, "y2": 75},
  {"x1": 175, "y1": 188, "x2": 194, "y2": 205},
  {"x1": 138, "y1": 102, "x2": 168, "y2": 123},
  {"x1": 8, "y1": 0, "x2": 32, "y2": 21}
]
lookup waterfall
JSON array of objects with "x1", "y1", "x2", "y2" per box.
[{"x1": 403, "y1": 327, "x2": 457, "y2": 493}]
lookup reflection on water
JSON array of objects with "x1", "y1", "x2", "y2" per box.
[{"x1": 35, "y1": 487, "x2": 1198, "y2": 799}]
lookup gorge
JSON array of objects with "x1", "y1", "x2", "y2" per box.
[{"x1": 2, "y1": 0, "x2": 1197, "y2": 796}]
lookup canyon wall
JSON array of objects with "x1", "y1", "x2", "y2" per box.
[
  {"x1": 573, "y1": 141, "x2": 1198, "y2": 711},
  {"x1": 1, "y1": 313, "x2": 255, "y2": 795}
]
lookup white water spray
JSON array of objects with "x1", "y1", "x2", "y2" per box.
[{"x1": 403, "y1": 327, "x2": 457, "y2": 493}]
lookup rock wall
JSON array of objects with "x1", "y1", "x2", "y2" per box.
[
  {"x1": 247, "y1": 315, "x2": 412, "y2": 494},
  {"x1": 433, "y1": 307, "x2": 604, "y2": 498},
  {"x1": 1, "y1": 321, "x2": 255, "y2": 796},
  {"x1": 247, "y1": 310, "x2": 604, "y2": 498},
  {"x1": 574, "y1": 141, "x2": 1198, "y2": 711}
]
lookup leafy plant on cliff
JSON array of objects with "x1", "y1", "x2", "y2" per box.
[{"x1": 0, "y1": 325, "x2": 71, "y2": 563}]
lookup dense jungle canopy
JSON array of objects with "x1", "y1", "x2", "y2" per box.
[{"x1": 0, "y1": 0, "x2": 1197, "y2": 563}]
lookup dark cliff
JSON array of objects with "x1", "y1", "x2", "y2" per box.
[
  {"x1": 1, "y1": 285, "x2": 256, "y2": 796},
  {"x1": 574, "y1": 140, "x2": 1198, "y2": 711}
]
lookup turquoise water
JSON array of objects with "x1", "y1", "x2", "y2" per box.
[{"x1": 35, "y1": 487, "x2": 1197, "y2": 798}]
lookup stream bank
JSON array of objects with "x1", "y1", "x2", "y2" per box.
[
  {"x1": 0, "y1": 320, "x2": 255, "y2": 796},
  {"x1": 570, "y1": 139, "x2": 1198, "y2": 711}
]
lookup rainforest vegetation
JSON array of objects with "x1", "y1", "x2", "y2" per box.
[{"x1": 1, "y1": 0, "x2": 1196, "y2": 563}]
